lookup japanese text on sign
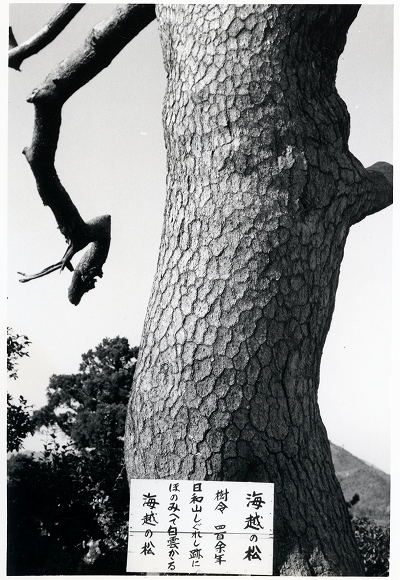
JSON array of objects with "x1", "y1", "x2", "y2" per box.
[{"x1": 127, "y1": 479, "x2": 274, "y2": 575}]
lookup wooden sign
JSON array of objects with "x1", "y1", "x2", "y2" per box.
[{"x1": 127, "y1": 479, "x2": 274, "y2": 575}]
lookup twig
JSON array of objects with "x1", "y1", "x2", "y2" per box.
[{"x1": 18, "y1": 261, "x2": 71, "y2": 283}]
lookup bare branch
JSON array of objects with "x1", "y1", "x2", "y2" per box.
[
  {"x1": 9, "y1": 4, "x2": 85, "y2": 71},
  {"x1": 24, "y1": 4, "x2": 156, "y2": 104},
  {"x1": 20, "y1": 4, "x2": 156, "y2": 304}
]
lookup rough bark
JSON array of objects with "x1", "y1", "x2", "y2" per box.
[{"x1": 125, "y1": 5, "x2": 392, "y2": 575}]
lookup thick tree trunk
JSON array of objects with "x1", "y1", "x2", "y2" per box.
[{"x1": 125, "y1": 5, "x2": 391, "y2": 575}]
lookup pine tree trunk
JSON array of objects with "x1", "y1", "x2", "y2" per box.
[{"x1": 125, "y1": 5, "x2": 390, "y2": 575}]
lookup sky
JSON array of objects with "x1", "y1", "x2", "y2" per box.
[{"x1": 7, "y1": 4, "x2": 394, "y2": 475}]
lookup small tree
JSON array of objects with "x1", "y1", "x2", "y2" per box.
[
  {"x1": 34, "y1": 336, "x2": 138, "y2": 452},
  {"x1": 33, "y1": 336, "x2": 139, "y2": 542}
]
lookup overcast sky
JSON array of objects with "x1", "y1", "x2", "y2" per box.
[{"x1": 7, "y1": 4, "x2": 393, "y2": 474}]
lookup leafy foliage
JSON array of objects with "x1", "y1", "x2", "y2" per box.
[
  {"x1": 346, "y1": 493, "x2": 390, "y2": 576},
  {"x1": 33, "y1": 336, "x2": 138, "y2": 451},
  {"x1": 7, "y1": 327, "x2": 30, "y2": 379},
  {"x1": 7, "y1": 328, "x2": 34, "y2": 451},
  {"x1": 352, "y1": 517, "x2": 390, "y2": 576},
  {"x1": 7, "y1": 394, "x2": 35, "y2": 452},
  {"x1": 7, "y1": 436, "x2": 129, "y2": 575},
  {"x1": 8, "y1": 336, "x2": 138, "y2": 575}
]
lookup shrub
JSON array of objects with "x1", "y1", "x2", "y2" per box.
[{"x1": 352, "y1": 516, "x2": 390, "y2": 576}]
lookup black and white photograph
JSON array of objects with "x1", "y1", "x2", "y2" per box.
[{"x1": 6, "y1": 3, "x2": 394, "y2": 576}]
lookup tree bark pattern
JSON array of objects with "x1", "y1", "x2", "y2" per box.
[{"x1": 125, "y1": 5, "x2": 391, "y2": 575}]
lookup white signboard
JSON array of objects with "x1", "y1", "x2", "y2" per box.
[{"x1": 127, "y1": 479, "x2": 274, "y2": 575}]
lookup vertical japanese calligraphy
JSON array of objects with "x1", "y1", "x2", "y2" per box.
[
  {"x1": 140, "y1": 491, "x2": 159, "y2": 556},
  {"x1": 243, "y1": 490, "x2": 267, "y2": 562},
  {"x1": 167, "y1": 482, "x2": 180, "y2": 571},
  {"x1": 214, "y1": 487, "x2": 229, "y2": 566},
  {"x1": 127, "y1": 480, "x2": 274, "y2": 575},
  {"x1": 189, "y1": 483, "x2": 204, "y2": 568}
]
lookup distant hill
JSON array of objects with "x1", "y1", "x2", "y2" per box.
[{"x1": 330, "y1": 442, "x2": 390, "y2": 527}]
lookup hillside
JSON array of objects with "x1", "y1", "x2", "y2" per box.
[{"x1": 330, "y1": 442, "x2": 390, "y2": 526}]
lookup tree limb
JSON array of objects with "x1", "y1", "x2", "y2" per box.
[
  {"x1": 350, "y1": 161, "x2": 393, "y2": 225},
  {"x1": 9, "y1": 4, "x2": 85, "y2": 71},
  {"x1": 19, "y1": 4, "x2": 156, "y2": 304},
  {"x1": 68, "y1": 215, "x2": 111, "y2": 305}
]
